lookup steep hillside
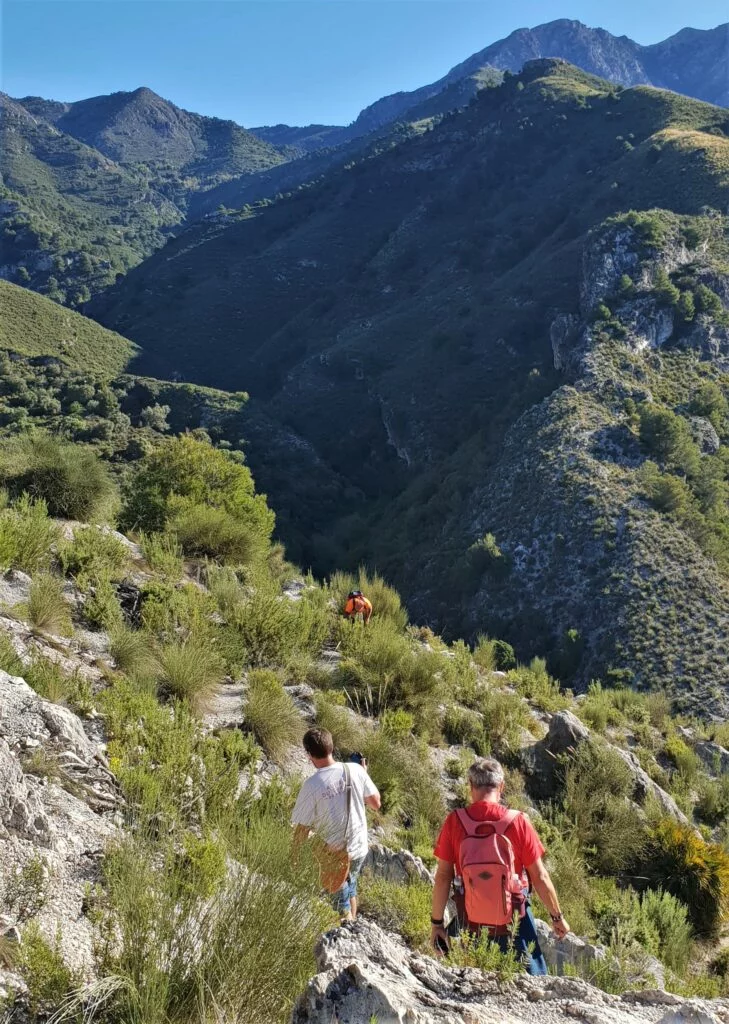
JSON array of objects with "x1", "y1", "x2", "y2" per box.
[
  {"x1": 92, "y1": 62, "x2": 729, "y2": 701},
  {"x1": 0, "y1": 89, "x2": 287, "y2": 303},
  {"x1": 0, "y1": 279, "x2": 136, "y2": 375},
  {"x1": 0, "y1": 92, "x2": 182, "y2": 303},
  {"x1": 17, "y1": 87, "x2": 286, "y2": 179}
]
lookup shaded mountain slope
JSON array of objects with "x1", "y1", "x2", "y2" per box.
[{"x1": 93, "y1": 62, "x2": 729, "y2": 699}]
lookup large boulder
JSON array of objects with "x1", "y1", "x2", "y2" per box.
[
  {"x1": 292, "y1": 918, "x2": 729, "y2": 1023},
  {"x1": 364, "y1": 842, "x2": 433, "y2": 885}
]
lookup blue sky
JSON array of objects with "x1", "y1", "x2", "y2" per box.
[{"x1": 1, "y1": 0, "x2": 726, "y2": 127}]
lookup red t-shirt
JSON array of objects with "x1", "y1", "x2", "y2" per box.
[{"x1": 433, "y1": 802, "x2": 545, "y2": 877}]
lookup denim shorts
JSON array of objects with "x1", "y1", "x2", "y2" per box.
[{"x1": 332, "y1": 855, "x2": 366, "y2": 915}]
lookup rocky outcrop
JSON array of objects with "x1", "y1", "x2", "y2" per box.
[
  {"x1": 292, "y1": 918, "x2": 729, "y2": 1023},
  {"x1": 0, "y1": 670, "x2": 118, "y2": 972},
  {"x1": 364, "y1": 842, "x2": 433, "y2": 885},
  {"x1": 524, "y1": 711, "x2": 689, "y2": 825}
]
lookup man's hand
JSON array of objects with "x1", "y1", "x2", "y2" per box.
[
  {"x1": 431, "y1": 924, "x2": 450, "y2": 956},
  {"x1": 551, "y1": 914, "x2": 570, "y2": 940}
]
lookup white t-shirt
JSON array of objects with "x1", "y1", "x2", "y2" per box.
[{"x1": 291, "y1": 761, "x2": 379, "y2": 860}]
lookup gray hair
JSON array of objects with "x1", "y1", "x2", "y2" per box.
[{"x1": 468, "y1": 757, "x2": 505, "y2": 791}]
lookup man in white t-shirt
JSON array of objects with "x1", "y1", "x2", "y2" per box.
[{"x1": 292, "y1": 727, "x2": 381, "y2": 921}]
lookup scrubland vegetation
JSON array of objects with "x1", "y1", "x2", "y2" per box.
[{"x1": 1, "y1": 425, "x2": 729, "y2": 1022}]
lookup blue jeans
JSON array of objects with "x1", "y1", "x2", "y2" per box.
[
  {"x1": 333, "y1": 855, "x2": 365, "y2": 916},
  {"x1": 492, "y1": 905, "x2": 548, "y2": 976}
]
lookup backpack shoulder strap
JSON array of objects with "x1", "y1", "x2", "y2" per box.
[
  {"x1": 342, "y1": 764, "x2": 353, "y2": 844},
  {"x1": 492, "y1": 809, "x2": 520, "y2": 835},
  {"x1": 455, "y1": 808, "x2": 485, "y2": 837}
]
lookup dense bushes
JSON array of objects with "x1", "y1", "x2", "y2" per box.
[
  {"x1": 0, "y1": 432, "x2": 114, "y2": 520},
  {"x1": 119, "y1": 434, "x2": 274, "y2": 564},
  {"x1": 642, "y1": 820, "x2": 729, "y2": 937}
]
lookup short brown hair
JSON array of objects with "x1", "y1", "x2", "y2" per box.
[{"x1": 303, "y1": 727, "x2": 334, "y2": 759}]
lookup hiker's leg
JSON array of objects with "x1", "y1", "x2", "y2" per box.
[
  {"x1": 515, "y1": 905, "x2": 548, "y2": 976},
  {"x1": 348, "y1": 856, "x2": 366, "y2": 920},
  {"x1": 333, "y1": 876, "x2": 353, "y2": 922}
]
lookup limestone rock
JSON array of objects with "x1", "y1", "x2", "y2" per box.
[
  {"x1": 292, "y1": 918, "x2": 729, "y2": 1024},
  {"x1": 0, "y1": 668, "x2": 117, "y2": 972},
  {"x1": 364, "y1": 842, "x2": 433, "y2": 885},
  {"x1": 694, "y1": 740, "x2": 729, "y2": 777}
]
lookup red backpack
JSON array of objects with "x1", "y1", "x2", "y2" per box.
[{"x1": 456, "y1": 808, "x2": 525, "y2": 926}]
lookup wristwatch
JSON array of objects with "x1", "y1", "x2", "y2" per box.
[
  {"x1": 430, "y1": 917, "x2": 444, "y2": 926},
  {"x1": 550, "y1": 912, "x2": 564, "y2": 923}
]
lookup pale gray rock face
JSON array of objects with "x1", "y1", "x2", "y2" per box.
[
  {"x1": 0, "y1": 669, "x2": 117, "y2": 973},
  {"x1": 291, "y1": 918, "x2": 729, "y2": 1024},
  {"x1": 364, "y1": 842, "x2": 433, "y2": 885}
]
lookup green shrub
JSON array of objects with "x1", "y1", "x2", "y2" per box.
[
  {"x1": 58, "y1": 527, "x2": 129, "y2": 580},
  {"x1": 446, "y1": 928, "x2": 521, "y2": 980},
  {"x1": 24, "y1": 573, "x2": 72, "y2": 635},
  {"x1": 0, "y1": 431, "x2": 114, "y2": 521},
  {"x1": 472, "y1": 634, "x2": 497, "y2": 672},
  {"x1": 83, "y1": 576, "x2": 124, "y2": 631},
  {"x1": 640, "y1": 889, "x2": 693, "y2": 973},
  {"x1": 108, "y1": 626, "x2": 158, "y2": 676},
  {"x1": 244, "y1": 669, "x2": 303, "y2": 761},
  {"x1": 357, "y1": 876, "x2": 432, "y2": 949},
  {"x1": 157, "y1": 639, "x2": 223, "y2": 713},
  {"x1": 170, "y1": 502, "x2": 262, "y2": 563},
  {"x1": 638, "y1": 404, "x2": 700, "y2": 476},
  {"x1": 335, "y1": 619, "x2": 443, "y2": 724},
  {"x1": 229, "y1": 590, "x2": 299, "y2": 668},
  {"x1": 140, "y1": 580, "x2": 213, "y2": 637},
  {"x1": 0, "y1": 632, "x2": 23, "y2": 676},
  {"x1": 663, "y1": 733, "x2": 700, "y2": 783},
  {"x1": 313, "y1": 692, "x2": 364, "y2": 754},
  {"x1": 642, "y1": 819, "x2": 729, "y2": 937},
  {"x1": 119, "y1": 434, "x2": 274, "y2": 550},
  {"x1": 380, "y1": 708, "x2": 415, "y2": 743},
  {"x1": 509, "y1": 657, "x2": 570, "y2": 712},
  {"x1": 442, "y1": 704, "x2": 487, "y2": 753},
  {"x1": 580, "y1": 682, "x2": 624, "y2": 732},
  {"x1": 0, "y1": 494, "x2": 58, "y2": 573},
  {"x1": 564, "y1": 741, "x2": 647, "y2": 874},
  {"x1": 140, "y1": 531, "x2": 183, "y2": 578},
  {"x1": 17, "y1": 923, "x2": 77, "y2": 1021},
  {"x1": 696, "y1": 775, "x2": 729, "y2": 826},
  {"x1": 79, "y1": 830, "x2": 331, "y2": 1024},
  {"x1": 362, "y1": 729, "x2": 445, "y2": 841},
  {"x1": 479, "y1": 685, "x2": 529, "y2": 756}
]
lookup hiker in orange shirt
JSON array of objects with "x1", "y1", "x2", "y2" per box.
[{"x1": 343, "y1": 590, "x2": 373, "y2": 624}]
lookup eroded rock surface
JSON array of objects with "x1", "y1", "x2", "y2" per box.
[
  {"x1": 0, "y1": 669, "x2": 118, "y2": 972},
  {"x1": 292, "y1": 918, "x2": 729, "y2": 1024}
]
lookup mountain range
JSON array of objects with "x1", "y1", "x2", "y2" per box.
[
  {"x1": 251, "y1": 18, "x2": 729, "y2": 153},
  {"x1": 2, "y1": 18, "x2": 727, "y2": 304},
  {"x1": 2, "y1": 19, "x2": 729, "y2": 703}
]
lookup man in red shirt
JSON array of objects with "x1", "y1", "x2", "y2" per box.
[{"x1": 431, "y1": 757, "x2": 569, "y2": 974}]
